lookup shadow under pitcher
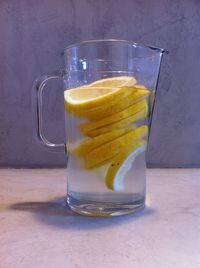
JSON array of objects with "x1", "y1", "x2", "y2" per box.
[{"x1": 33, "y1": 39, "x2": 167, "y2": 216}]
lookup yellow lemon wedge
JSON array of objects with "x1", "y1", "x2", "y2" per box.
[
  {"x1": 64, "y1": 76, "x2": 137, "y2": 112},
  {"x1": 80, "y1": 99, "x2": 148, "y2": 136},
  {"x1": 105, "y1": 141, "x2": 147, "y2": 191},
  {"x1": 84, "y1": 125, "x2": 148, "y2": 169}
]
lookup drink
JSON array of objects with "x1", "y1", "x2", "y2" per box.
[
  {"x1": 33, "y1": 39, "x2": 166, "y2": 216},
  {"x1": 64, "y1": 76, "x2": 151, "y2": 216}
]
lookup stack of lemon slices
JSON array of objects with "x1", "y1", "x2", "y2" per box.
[{"x1": 64, "y1": 76, "x2": 150, "y2": 191}]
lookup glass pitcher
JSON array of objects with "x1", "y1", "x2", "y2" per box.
[{"x1": 33, "y1": 39, "x2": 166, "y2": 216}]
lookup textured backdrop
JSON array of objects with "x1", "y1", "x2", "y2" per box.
[{"x1": 0, "y1": 0, "x2": 199, "y2": 167}]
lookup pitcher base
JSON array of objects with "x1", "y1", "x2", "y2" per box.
[{"x1": 67, "y1": 195, "x2": 145, "y2": 217}]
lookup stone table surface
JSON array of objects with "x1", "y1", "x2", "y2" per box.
[{"x1": 0, "y1": 169, "x2": 200, "y2": 268}]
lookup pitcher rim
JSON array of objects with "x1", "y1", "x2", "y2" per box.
[{"x1": 64, "y1": 39, "x2": 167, "y2": 54}]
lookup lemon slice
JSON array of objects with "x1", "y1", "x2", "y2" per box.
[
  {"x1": 105, "y1": 142, "x2": 147, "y2": 191},
  {"x1": 86, "y1": 88, "x2": 150, "y2": 121},
  {"x1": 87, "y1": 111, "x2": 143, "y2": 137},
  {"x1": 74, "y1": 87, "x2": 150, "y2": 120},
  {"x1": 89, "y1": 76, "x2": 137, "y2": 88},
  {"x1": 64, "y1": 76, "x2": 137, "y2": 112},
  {"x1": 84, "y1": 126, "x2": 148, "y2": 169},
  {"x1": 73, "y1": 127, "x2": 135, "y2": 156},
  {"x1": 80, "y1": 99, "x2": 148, "y2": 136}
]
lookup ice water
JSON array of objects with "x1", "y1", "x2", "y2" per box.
[
  {"x1": 65, "y1": 100, "x2": 150, "y2": 215},
  {"x1": 66, "y1": 114, "x2": 146, "y2": 202}
]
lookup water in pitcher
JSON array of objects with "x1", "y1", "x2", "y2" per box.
[
  {"x1": 33, "y1": 39, "x2": 166, "y2": 216},
  {"x1": 64, "y1": 76, "x2": 152, "y2": 216}
]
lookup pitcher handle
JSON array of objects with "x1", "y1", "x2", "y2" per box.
[{"x1": 32, "y1": 70, "x2": 66, "y2": 153}]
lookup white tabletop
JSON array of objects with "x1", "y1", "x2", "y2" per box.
[{"x1": 0, "y1": 169, "x2": 200, "y2": 268}]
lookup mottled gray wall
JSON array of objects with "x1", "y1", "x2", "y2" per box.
[{"x1": 0, "y1": 0, "x2": 200, "y2": 167}]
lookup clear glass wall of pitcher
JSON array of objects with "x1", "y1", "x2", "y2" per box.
[{"x1": 33, "y1": 40, "x2": 167, "y2": 216}]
